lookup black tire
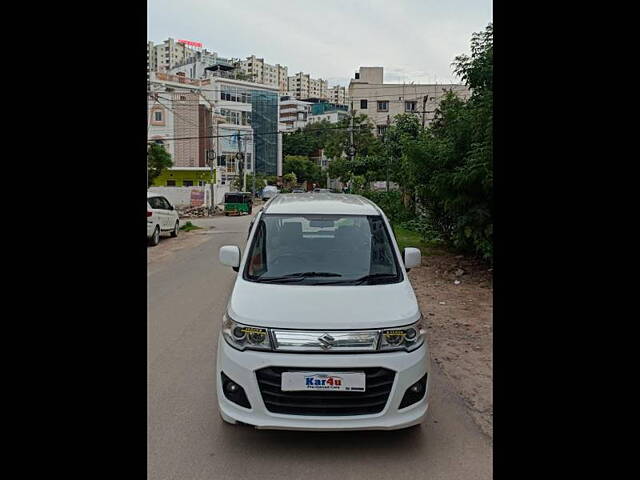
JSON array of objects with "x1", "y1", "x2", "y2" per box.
[
  {"x1": 148, "y1": 226, "x2": 160, "y2": 246},
  {"x1": 170, "y1": 221, "x2": 179, "y2": 237}
]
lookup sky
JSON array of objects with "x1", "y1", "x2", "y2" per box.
[{"x1": 148, "y1": 0, "x2": 492, "y2": 87}]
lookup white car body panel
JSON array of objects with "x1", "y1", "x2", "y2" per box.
[{"x1": 228, "y1": 280, "x2": 420, "y2": 330}]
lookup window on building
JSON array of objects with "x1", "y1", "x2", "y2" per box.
[
  {"x1": 245, "y1": 153, "x2": 252, "y2": 170},
  {"x1": 166, "y1": 179, "x2": 176, "y2": 186},
  {"x1": 154, "y1": 111, "x2": 163, "y2": 121},
  {"x1": 183, "y1": 180, "x2": 194, "y2": 187},
  {"x1": 405, "y1": 101, "x2": 417, "y2": 112},
  {"x1": 377, "y1": 101, "x2": 388, "y2": 112},
  {"x1": 360, "y1": 99, "x2": 368, "y2": 109},
  {"x1": 377, "y1": 125, "x2": 388, "y2": 137}
]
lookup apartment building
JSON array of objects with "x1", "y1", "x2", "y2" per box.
[
  {"x1": 149, "y1": 70, "x2": 282, "y2": 185},
  {"x1": 150, "y1": 38, "x2": 199, "y2": 73},
  {"x1": 307, "y1": 109, "x2": 349, "y2": 126},
  {"x1": 236, "y1": 55, "x2": 289, "y2": 93},
  {"x1": 348, "y1": 66, "x2": 470, "y2": 136},
  {"x1": 147, "y1": 42, "x2": 157, "y2": 87},
  {"x1": 279, "y1": 96, "x2": 312, "y2": 131},
  {"x1": 328, "y1": 85, "x2": 347, "y2": 105},
  {"x1": 287, "y1": 72, "x2": 329, "y2": 101},
  {"x1": 148, "y1": 89, "x2": 213, "y2": 172}
]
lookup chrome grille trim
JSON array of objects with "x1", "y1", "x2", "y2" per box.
[{"x1": 272, "y1": 330, "x2": 380, "y2": 352}]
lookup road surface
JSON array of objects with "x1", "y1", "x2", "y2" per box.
[{"x1": 148, "y1": 213, "x2": 492, "y2": 480}]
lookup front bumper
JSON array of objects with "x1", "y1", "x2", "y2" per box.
[{"x1": 216, "y1": 335, "x2": 431, "y2": 430}]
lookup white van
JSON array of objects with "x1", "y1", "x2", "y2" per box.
[{"x1": 217, "y1": 193, "x2": 429, "y2": 430}]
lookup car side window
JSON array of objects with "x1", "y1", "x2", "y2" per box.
[
  {"x1": 148, "y1": 197, "x2": 161, "y2": 209},
  {"x1": 159, "y1": 197, "x2": 172, "y2": 210}
]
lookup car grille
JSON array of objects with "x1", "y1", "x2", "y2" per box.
[{"x1": 255, "y1": 367, "x2": 396, "y2": 416}]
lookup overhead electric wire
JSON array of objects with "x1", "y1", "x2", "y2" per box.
[{"x1": 148, "y1": 124, "x2": 372, "y2": 143}]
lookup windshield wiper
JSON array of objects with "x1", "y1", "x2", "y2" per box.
[
  {"x1": 312, "y1": 273, "x2": 400, "y2": 286},
  {"x1": 255, "y1": 272, "x2": 342, "y2": 283},
  {"x1": 353, "y1": 273, "x2": 399, "y2": 284}
]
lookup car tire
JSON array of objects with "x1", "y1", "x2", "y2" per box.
[
  {"x1": 171, "y1": 221, "x2": 179, "y2": 237},
  {"x1": 148, "y1": 226, "x2": 160, "y2": 246}
]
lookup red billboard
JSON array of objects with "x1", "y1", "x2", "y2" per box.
[{"x1": 178, "y1": 39, "x2": 203, "y2": 48}]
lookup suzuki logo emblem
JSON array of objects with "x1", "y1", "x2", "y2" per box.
[{"x1": 318, "y1": 333, "x2": 335, "y2": 350}]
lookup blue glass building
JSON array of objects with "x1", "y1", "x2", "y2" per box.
[{"x1": 250, "y1": 90, "x2": 279, "y2": 176}]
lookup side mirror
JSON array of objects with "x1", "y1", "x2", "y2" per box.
[
  {"x1": 219, "y1": 245, "x2": 241, "y2": 271},
  {"x1": 404, "y1": 247, "x2": 421, "y2": 270}
]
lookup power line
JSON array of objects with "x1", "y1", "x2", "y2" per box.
[{"x1": 148, "y1": 124, "x2": 372, "y2": 143}]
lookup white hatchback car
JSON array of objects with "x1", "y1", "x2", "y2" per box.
[
  {"x1": 147, "y1": 192, "x2": 180, "y2": 246},
  {"x1": 217, "y1": 193, "x2": 429, "y2": 431}
]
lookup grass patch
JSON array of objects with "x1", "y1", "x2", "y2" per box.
[
  {"x1": 392, "y1": 225, "x2": 446, "y2": 256},
  {"x1": 179, "y1": 221, "x2": 202, "y2": 232}
]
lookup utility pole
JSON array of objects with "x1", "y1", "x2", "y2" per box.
[
  {"x1": 348, "y1": 101, "x2": 355, "y2": 161},
  {"x1": 386, "y1": 115, "x2": 391, "y2": 192},
  {"x1": 236, "y1": 130, "x2": 244, "y2": 192},
  {"x1": 252, "y1": 135, "x2": 256, "y2": 199},
  {"x1": 422, "y1": 95, "x2": 428, "y2": 128},
  {"x1": 242, "y1": 132, "x2": 248, "y2": 192}
]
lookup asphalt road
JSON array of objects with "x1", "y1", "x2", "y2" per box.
[{"x1": 147, "y1": 213, "x2": 492, "y2": 480}]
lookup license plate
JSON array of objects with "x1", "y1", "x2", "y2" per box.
[{"x1": 281, "y1": 371, "x2": 366, "y2": 392}]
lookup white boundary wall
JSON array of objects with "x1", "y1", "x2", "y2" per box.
[{"x1": 148, "y1": 184, "x2": 231, "y2": 208}]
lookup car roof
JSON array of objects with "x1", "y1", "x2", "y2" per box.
[{"x1": 264, "y1": 193, "x2": 381, "y2": 216}]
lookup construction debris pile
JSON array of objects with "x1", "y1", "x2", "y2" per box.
[
  {"x1": 178, "y1": 205, "x2": 210, "y2": 218},
  {"x1": 178, "y1": 204, "x2": 225, "y2": 218}
]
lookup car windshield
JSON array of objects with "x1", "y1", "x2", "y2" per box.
[{"x1": 244, "y1": 214, "x2": 402, "y2": 285}]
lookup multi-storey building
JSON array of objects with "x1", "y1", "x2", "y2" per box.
[
  {"x1": 348, "y1": 66, "x2": 470, "y2": 137},
  {"x1": 149, "y1": 69, "x2": 282, "y2": 187},
  {"x1": 235, "y1": 55, "x2": 289, "y2": 93},
  {"x1": 147, "y1": 42, "x2": 157, "y2": 87},
  {"x1": 150, "y1": 38, "x2": 200, "y2": 73},
  {"x1": 279, "y1": 96, "x2": 312, "y2": 132},
  {"x1": 328, "y1": 85, "x2": 347, "y2": 105},
  {"x1": 287, "y1": 73, "x2": 330, "y2": 101}
]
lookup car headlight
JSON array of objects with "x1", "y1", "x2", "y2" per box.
[
  {"x1": 222, "y1": 315, "x2": 272, "y2": 351},
  {"x1": 379, "y1": 319, "x2": 425, "y2": 352}
]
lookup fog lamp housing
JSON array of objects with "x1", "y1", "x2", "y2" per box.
[
  {"x1": 220, "y1": 371, "x2": 251, "y2": 409},
  {"x1": 399, "y1": 374, "x2": 428, "y2": 409}
]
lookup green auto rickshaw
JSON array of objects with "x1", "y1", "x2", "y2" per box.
[{"x1": 224, "y1": 192, "x2": 253, "y2": 216}]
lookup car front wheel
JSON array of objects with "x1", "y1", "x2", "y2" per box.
[{"x1": 171, "y1": 221, "x2": 179, "y2": 237}]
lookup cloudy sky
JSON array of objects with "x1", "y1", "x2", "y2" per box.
[{"x1": 148, "y1": 0, "x2": 492, "y2": 87}]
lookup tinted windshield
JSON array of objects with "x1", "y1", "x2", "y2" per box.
[{"x1": 244, "y1": 214, "x2": 402, "y2": 285}]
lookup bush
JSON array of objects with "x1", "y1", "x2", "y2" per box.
[
  {"x1": 362, "y1": 191, "x2": 413, "y2": 224},
  {"x1": 397, "y1": 216, "x2": 443, "y2": 243}
]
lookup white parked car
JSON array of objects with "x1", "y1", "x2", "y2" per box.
[
  {"x1": 147, "y1": 192, "x2": 180, "y2": 246},
  {"x1": 261, "y1": 185, "x2": 279, "y2": 201},
  {"x1": 217, "y1": 193, "x2": 428, "y2": 431}
]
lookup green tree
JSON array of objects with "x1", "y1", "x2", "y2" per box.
[
  {"x1": 283, "y1": 172, "x2": 297, "y2": 189},
  {"x1": 147, "y1": 143, "x2": 173, "y2": 187},
  {"x1": 324, "y1": 114, "x2": 382, "y2": 160},
  {"x1": 405, "y1": 23, "x2": 493, "y2": 260}
]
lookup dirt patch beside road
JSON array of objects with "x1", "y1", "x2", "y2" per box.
[
  {"x1": 409, "y1": 252, "x2": 493, "y2": 438},
  {"x1": 147, "y1": 230, "x2": 212, "y2": 265}
]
